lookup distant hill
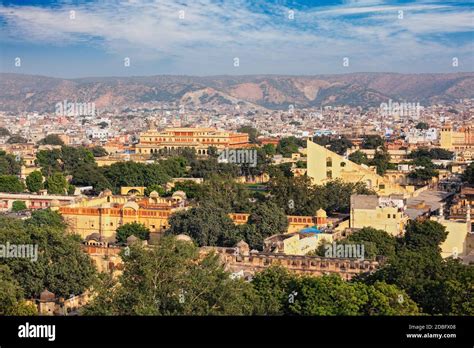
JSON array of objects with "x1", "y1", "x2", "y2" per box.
[{"x1": 1, "y1": 72, "x2": 473, "y2": 113}]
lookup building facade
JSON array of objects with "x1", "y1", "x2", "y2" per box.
[{"x1": 135, "y1": 127, "x2": 249, "y2": 155}]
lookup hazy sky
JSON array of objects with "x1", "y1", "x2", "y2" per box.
[{"x1": 0, "y1": 0, "x2": 473, "y2": 77}]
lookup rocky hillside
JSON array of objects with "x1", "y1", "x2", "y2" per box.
[{"x1": 0, "y1": 72, "x2": 473, "y2": 113}]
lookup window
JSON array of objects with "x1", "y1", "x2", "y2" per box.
[
  {"x1": 326, "y1": 170, "x2": 332, "y2": 179},
  {"x1": 379, "y1": 184, "x2": 385, "y2": 189},
  {"x1": 341, "y1": 162, "x2": 346, "y2": 167},
  {"x1": 387, "y1": 214, "x2": 390, "y2": 219},
  {"x1": 393, "y1": 214, "x2": 396, "y2": 219},
  {"x1": 326, "y1": 157, "x2": 332, "y2": 167}
]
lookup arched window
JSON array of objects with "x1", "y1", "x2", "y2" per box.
[{"x1": 326, "y1": 157, "x2": 332, "y2": 167}]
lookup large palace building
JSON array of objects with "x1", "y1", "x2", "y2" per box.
[{"x1": 135, "y1": 127, "x2": 250, "y2": 155}]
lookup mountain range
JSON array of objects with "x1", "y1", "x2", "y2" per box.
[{"x1": 0, "y1": 72, "x2": 473, "y2": 113}]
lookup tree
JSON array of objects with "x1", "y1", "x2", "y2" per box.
[
  {"x1": 26, "y1": 171, "x2": 44, "y2": 193},
  {"x1": 251, "y1": 266, "x2": 293, "y2": 314},
  {"x1": 361, "y1": 135, "x2": 384, "y2": 149},
  {"x1": 237, "y1": 126, "x2": 259, "y2": 144},
  {"x1": 83, "y1": 237, "x2": 260, "y2": 315},
  {"x1": 196, "y1": 175, "x2": 251, "y2": 213},
  {"x1": 45, "y1": 172, "x2": 68, "y2": 194},
  {"x1": 115, "y1": 222, "x2": 151, "y2": 244},
  {"x1": 170, "y1": 181, "x2": 201, "y2": 200},
  {"x1": 0, "y1": 127, "x2": 10, "y2": 137},
  {"x1": 38, "y1": 134, "x2": 64, "y2": 146},
  {"x1": 370, "y1": 150, "x2": 391, "y2": 175},
  {"x1": 462, "y1": 162, "x2": 474, "y2": 185},
  {"x1": 91, "y1": 146, "x2": 108, "y2": 157},
  {"x1": 0, "y1": 211, "x2": 96, "y2": 299},
  {"x1": 0, "y1": 265, "x2": 37, "y2": 315},
  {"x1": 70, "y1": 163, "x2": 111, "y2": 194},
  {"x1": 246, "y1": 202, "x2": 288, "y2": 249},
  {"x1": 167, "y1": 204, "x2": 240, "y2": 247},
  {"x1": 415, "y1": 122, "x2": 429, "y2": 130},
  {"x1": 262, "y1": 144, "x2": 276, "y2": 156},
  {"x1": 344, "y1": 227, "x2": 397, "y2": 260},
  {"x1": 348, "y1": 150, "x2": 369, "y2": 165},
  {"x1": 7, "y1": 135, "x2": 27, "y2": 144},
  {"x1": 359, "y1": 220, "x2": 473, "y2": 315},
  {"x1": 0, "y1": 175, "x2": 25, "y2": 193},
  {"x1": 313, "y1": 135, "x2": 353, "y2": 155},
  {"x1": 276, "y1": 137, "x2": 305, "y2": 157},
  {"x1": 12, "y1": 201, "x2": 27, "y2": 212},
  {"x1": 0, "y1": 151, "x2": 22, "y2": 175}
]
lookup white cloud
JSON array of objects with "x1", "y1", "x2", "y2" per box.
[{"x1": 0, "y1": 0, "x2": 472, "y2": 74}]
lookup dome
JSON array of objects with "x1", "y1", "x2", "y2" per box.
[
  {"x1": 149, "y1": 190, "x2": 160, "y2": 198},
  {"x1": 100, "y1": 189, "x2": 113, "y2": 197},
  {"x1": 316, "y1": 208, "x2": 327, "y2": 218},
  {"x1": 175, "y1": 234, "x2": 192, "y2": 242},
  {"x1": 86, "y1": 232, "x2": 101, "y2": 242},
  {"x1": 172, "y1": 190, "x2": 187, "y2": 200},
  {"x1": 40, "y1": 289, "x2": 56, "y2": 302}
]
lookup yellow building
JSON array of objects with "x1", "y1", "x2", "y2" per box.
[
  {"x1": 440, "y1": 124, "x2": 474, "y2": 159},
  {"x1": 135, "y1": 127, "x2": 249, "y2": 155},
  {"x1": 350, "y1": 194, "x2": 408, "y2": 236},
  {"x1": 431, "y1": 207, "x2": 472, "y2": 259},
  {"x1": 307, "y1": 139, "x2": 407, "y2": 195},
  {"x1": 263, "y1": 232, "x2": 334, "y2": 256},
  {"x1": 58, "y1": 190, "x2": 187, "y2": 241}
]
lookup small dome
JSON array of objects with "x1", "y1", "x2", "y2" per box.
[
  {"x1": 172, "y1": 190, "x2": 187, "y2": 200},
  {"x1": 175, "y1": 234, "x2": 192, "y2": 242},
  {"x1": 40, "y1": 289, "x2": 56, "y2": 302},
  {"x1": 149, "y1": 190, "x2": 160, "y2": 198},
  {"x1": 86, "y1": 233, "x2": 101, "y2": 242},
  {"x1": 316, "y1": 208, "x2": 327, "y2": 218},
  {"x1": 100, "y1": 189, "x2": 113, "y2": 197}
]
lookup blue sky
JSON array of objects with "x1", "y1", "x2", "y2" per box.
[{"x1": 0, "y1": 0, "x2": 472, "y2": 77}]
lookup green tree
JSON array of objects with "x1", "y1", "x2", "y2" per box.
[
  {"x1": 415, "y1": 122, "x2": 429, "y2": 130},
  {"x1": 0, "y1": 127, "x2": 10, "y2": 137},
  {"x1": 237, "y1": 126, "x2": 259, "y2": 144},
  {"x1": 167, "y1": 204, "x2": 240, "y2": 247},
  {"x1": 462, "y1": 162, "x2": 474, "y2": 185},
  {"x1": 91, "y1": 146, "x2": 108, "y2": 157},
  {"x1": 0, "y1": 151, "x2": 22, "y2": 175},
  {"x1": 0, "y1": 265, "x2": 38, "y2": 315},
  {"x1": 247, "y1": 201, "x2": 288, "y2": 249},
  {"x1": 0, "y1": 211, "x2": 96, "y2": 298},
  {"x1": 348, "y1": 150, "x2": 369, "y2": 165},
  {"x1": 276, "y1": 137, "x2": 305, "y2": 157},
  {"x1": 38, "y1": 134, "x2": 64, "y2": 146},
  {"x1": 7, "y1": 135, "x2": 27, "y2": 144},
  {"x1": 251, "y1": 266, "x2": 293, "y2": 315},
  {"x1": 83, "y1": 237, "x2": 259, "y2": 315},
  {"x1": 0, "y1": 175, "x2": 25, "y2": 193},
  {"x1": 370, "y1": 150, "x2": 391, "y2": 175},
  {"x1": 313, "y1": 135, "x2": 353, "y2": 155},
  {"x1": 45, "y1": 172, "x2": 68, "y2": 194},
  {"x1": 115, "y1": 222, "x2": 151, "y2": 244},
  {"x1": 26, "y1": 171, "x2": 44, "y2": 193},
  {"x1": 361, "y1": 135, "x2": 384, "y2": 149},
  {"x1": 169, "y1": 181, "x2": 201, "y2": 200},
  {"x1": 12, "y1": 201, "x2": 27, "y2": 212}
]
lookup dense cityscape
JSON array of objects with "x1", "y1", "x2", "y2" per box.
[{"x1": 0, "y1": 0, "x2": 473, "y2": 346}]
